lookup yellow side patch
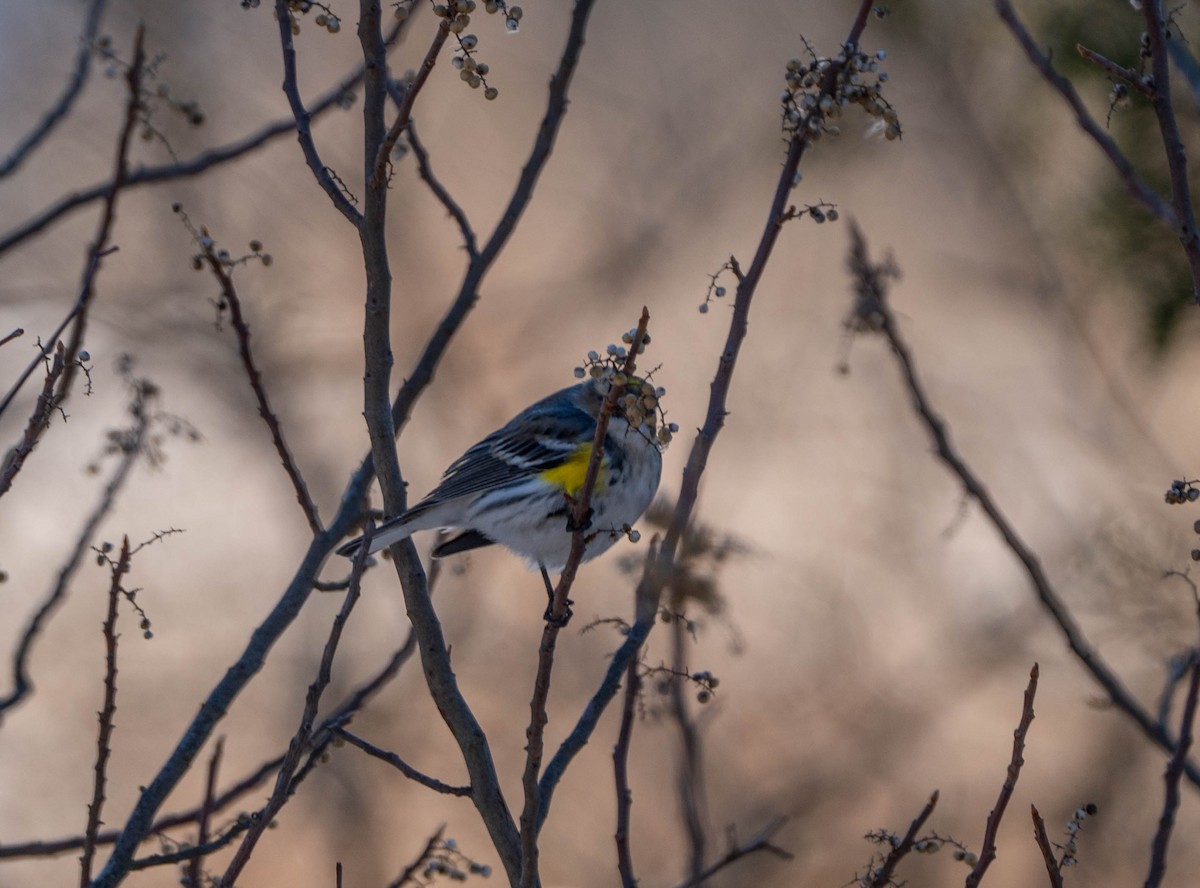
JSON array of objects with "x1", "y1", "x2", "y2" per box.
[{"x1": 539, "y1": 443, "x2": 606, "y2": 496}]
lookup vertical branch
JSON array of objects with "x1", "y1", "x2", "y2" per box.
[
  {"x1": 964, "y1": 664, "x2": 1039, "y2": 888},
  {"x1": 187, "y1": 736, "x2": 224, "y2": 888},
  {"x1": 613, "y1": 655, "x2": 640, "y2": 888},
  {"x1": 1030, "y1": 806, "x2": 1064, "y2": 888},
  {"x1": 1140, "y1": 0, "x2": 1200, "y2": 300},
  {"x1": 56, "y1": 26, "x2": 145, "y2": 409},
  {"x1": 1144, "y1": 659, "x2": 1200, "y2": 888},
  {"x1": 218, "y1": 534, "x2": 369, "y2": 887},
  {"x1": 519, "y1": 310, "x2": 649, "y2": 888},
  {"x1": 670, "y1": 615, "x2": 706, "y2": 883},
  {"x1": 80, "y1": 537, "x2": 131, "y2": 887}
]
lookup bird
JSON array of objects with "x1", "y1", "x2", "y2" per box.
[{"x1": 337, "y1": 374, "x2": 664, "y2": 575}]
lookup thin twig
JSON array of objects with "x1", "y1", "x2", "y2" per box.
[
  {"x1": 371, "y1": 22, "x2": 450, "y2": 190},
  {"x1": 1140, "y1": 0, "x2": 1200, "y2": 300},
  {"x1": 0, "y1": 0, "x2": 108, "y2": 178},
  {"x1": 613, "y1": 654, "x2": 640, "y2": 888},
  {"x1": 129, "y1": 823, "x2": 248, "y2": 871},
  {"x1": 993, "y1": 0, "x2": 1177, "y2": 230},
  {"x1": 200, "y1": 247, "x2": 322, "y2": 534},
  {"x1": 0, "y1": 19, "x2": 405, "y2": 258},
  {"x1": 867, "y1": 791, "x2": 940, "y2": 888},
  {"x1": 335, "y1": 728, "x2": 471, "y2": 796},
  {"x1": 0, "y1": 382, "x2": 148, "y2": 717},
  {"x1": 218, "y1": 529, "x2": 371, "y2": 886},
  {"x1": 80, "y1": 537, "x2": 130, "y2": 887},
  {"x1": 965, "y1": 663, "x2": 1039, "y2": 887},
  {"x1": 665, "y1": 817, "x2": 793, "y2": 888},
  {"x1": 406, "y1": 119, "x2": 478, "y2": 258},
  {"x1": 1030, "y1": 806, "x2": 1064, "y2": 888},
  {"x1": 386, "y1": 826, "x2": 446, "y2": 888},
  {"x1": 1144, "y1": 659, "x2": 1200, "y2": 888},
  {"x1": 670, "y1": 613, "x2": 706, "y2": 883},
  {"x1": 0, "y1": 328, "x2": 24, "y2": 348},
  {"x1": 274, "y1": 0, "x2": 363, "y2": 225},
  {"x1": 1076, "y1": 44, "x2": 1154, "y2": 98},
  {"x1": 187, "y1": 736, "x2": 225, "y2": 888},
  {"x1": 853, "y1": 222, "x2": 1200, "y2": 786},
  {"x1": 537, "y1": 0, "x2": 881, "y2": 826}
]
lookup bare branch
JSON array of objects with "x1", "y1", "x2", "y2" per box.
[
  {"x1": 80, "y1": 536, "x2": 130, "y2": 887},
  {"x1": 187, "y1": 736, "x2": 224, "y2": 888},
  {"x1": 406, "y1": 119, "x2": 478, "y2": 259},
  {"x1": 0, "y1": 341, "x2": 67, "y2": 498},
  {"x1": 1030, "y1": 806, "x2": 1064, "y2": 888},
  {"x1": 0, "y1": 0, "x2": 108, "y2": 178},
  {"x1": 273, "y1": 0, "x2": 363, "y2": 225},
  {"x1": 55, "y1": 27, "x2": 146, "y2": 410},
  {"x1": 850, "y1": 221, "x2": 1200, "y2": 786},
  {"x1": 1139, "y1": 0, "x2": 1200, "y2": 300},
  {"x1": 613, "y1": 654, "x2": 640, "y2": 888},
  {"x1": 371, "y1": 22, "x2": 450, "y2": 191},
  {"x1": 992, "y1": 0, "x2": 1177, "y2": 230},
  {"x1": 1145, "y1": 659, "x2": 1200, "y2": 888},
  {"x1": 1077, "y1": 44, "x2": 1154, "y2": 98},
  {"x1": 198, "y1": 241, "x2": 322, "y2": 534},
  {"x1": 334, "y1": 728, "x2": 471, "y2": 796},
  {"x1": 666, "y1": 817, "x2": 792, "y2": 888},
  {"x1": 965, "y1": 664, "x2": 1039, "y2": 888},
  {"x1": 218, "y1": 529, "x2": 371, "y2": 886}
]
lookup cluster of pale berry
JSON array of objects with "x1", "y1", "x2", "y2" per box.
[
  {"x1": 1165, "y1": 478, "x2": 1199, "y2": 504},
  {"x1": 432, "y1": 0, "x2": 522, "y2": 99},
  {"x1": 1056, "y1": 803, "x2": 1098, "y2": 868},
  {"x1": 573, "y1": 329, "x2": 677, "y2": 449},
  {"x1": 781, "y1": 42, "x2": 900, "y2": 143}
]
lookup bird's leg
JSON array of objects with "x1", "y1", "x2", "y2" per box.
[{"x1": 540, "y1": 563, "x2": 573, "y2": 626}]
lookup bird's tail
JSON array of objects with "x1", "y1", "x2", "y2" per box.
[
  {"x1": 335, "y1": 516, "x2": 418, "y2": 558},
  {"x1": 336, "y1": 502, "x2": 456, "y2": 559}
]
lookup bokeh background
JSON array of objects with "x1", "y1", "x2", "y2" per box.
[{"x1": 3, "y1": 1, "x2": 1200, "y2": 885}]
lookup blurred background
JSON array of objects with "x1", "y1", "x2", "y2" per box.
[{"x1": 2, "y1": 0, "x2": 1200, "y2": 885}]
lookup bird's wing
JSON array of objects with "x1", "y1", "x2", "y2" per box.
[{"x1": 405, "y1": 397, "x2": 596, "y2": 510}]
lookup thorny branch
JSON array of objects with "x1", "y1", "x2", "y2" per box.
[
  {"x1": 80, "y1": 537, "x2": 131, "y2": 887},
  {"x1": 0, "y1": 371, "x2": 149, "y2": 717}
]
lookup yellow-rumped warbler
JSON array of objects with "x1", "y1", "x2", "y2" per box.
[{"x1": 337, "y1": 375, "x2": 663, "y2": 572}]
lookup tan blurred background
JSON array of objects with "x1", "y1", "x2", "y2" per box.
[{"x1": 3, "y1": 0, "x2": 1200, "y2": 885}]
